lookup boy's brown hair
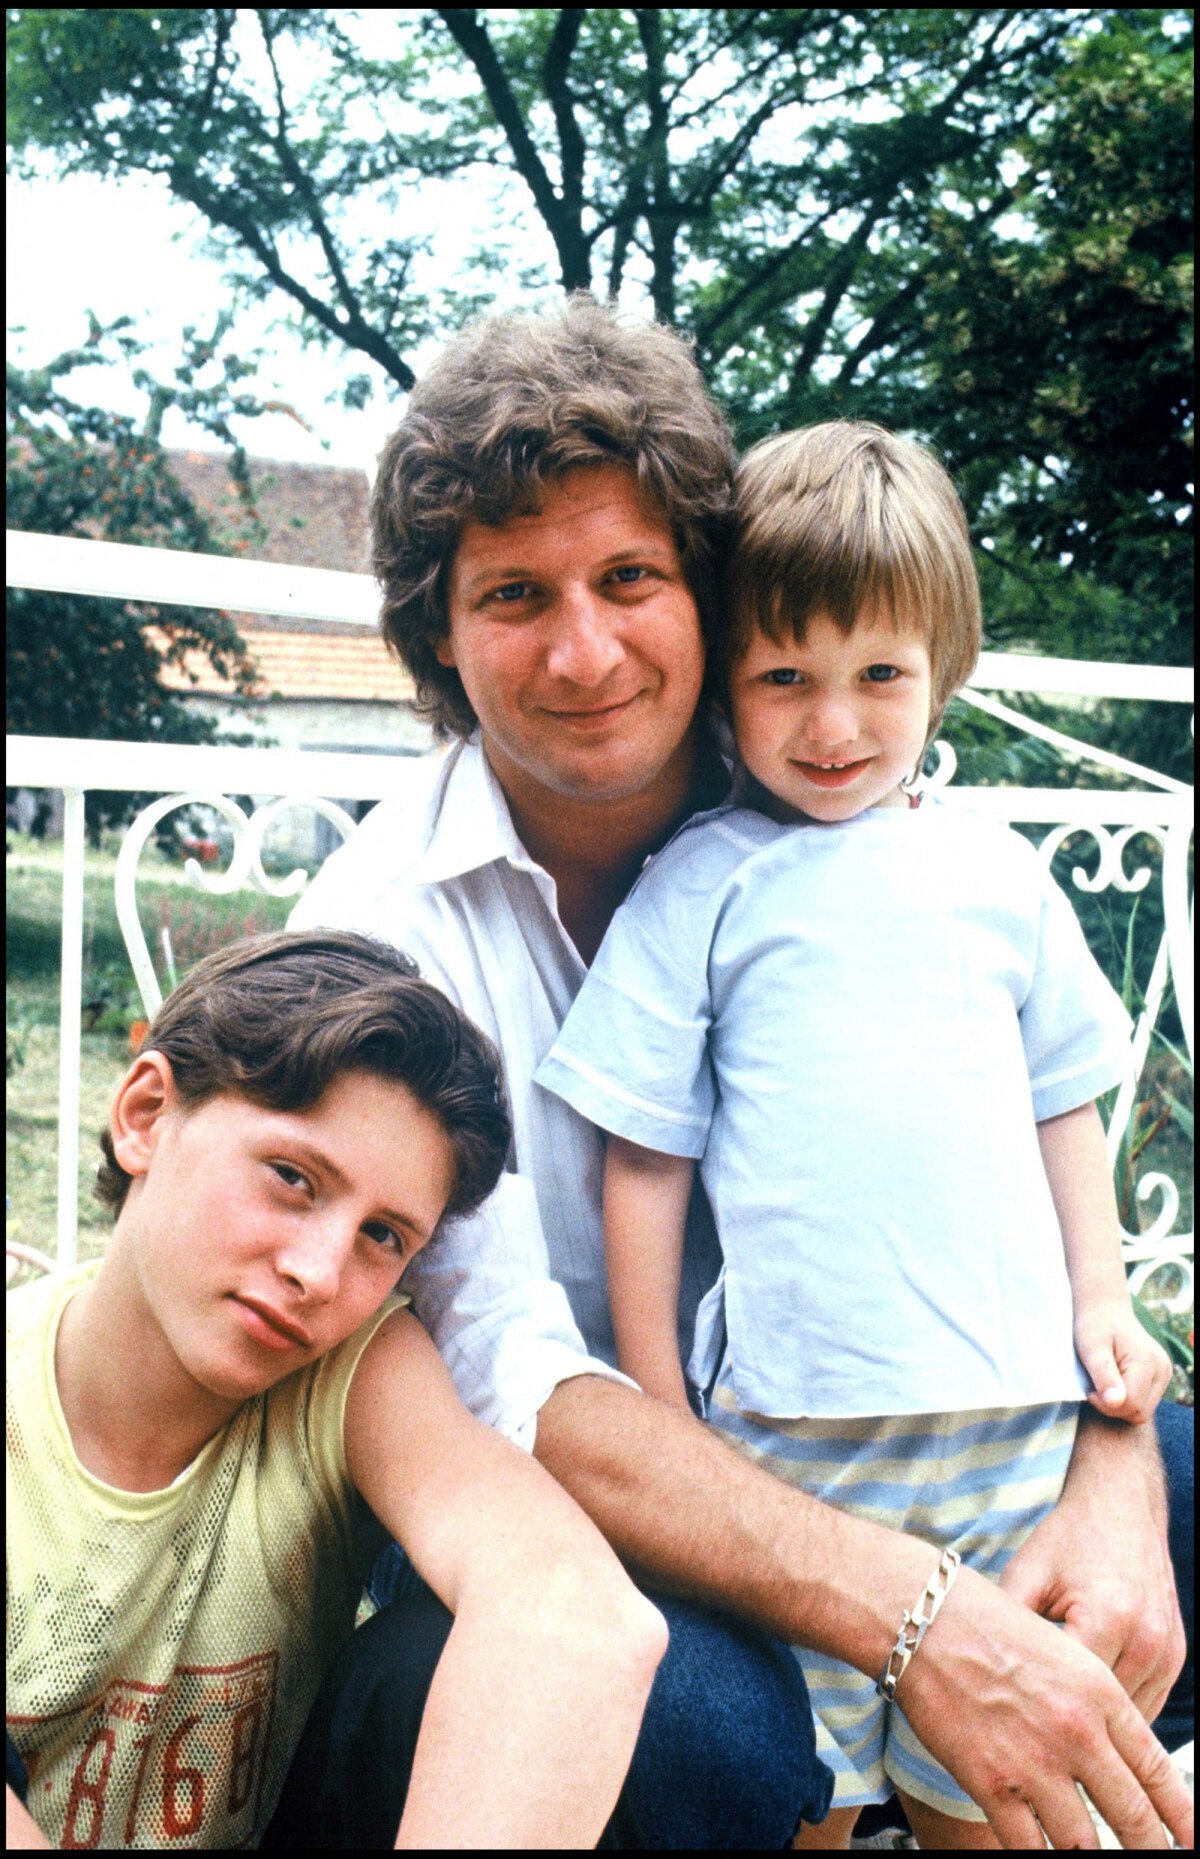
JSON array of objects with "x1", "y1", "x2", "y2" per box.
[
  {"x1": 97, "y1": 931, "x2": 510, "y2": 1221},
  {"x1": 722, "y1": 421, "x2": 981, "y2": 744},
  {"x1": 371, "y1": 294, "x2": 736, "y2": 738}
]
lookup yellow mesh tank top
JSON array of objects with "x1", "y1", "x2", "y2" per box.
[{"x1": 6, "y1": 1261, "x2": 401, "y2": 1849}]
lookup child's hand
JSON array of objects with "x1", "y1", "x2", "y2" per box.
[{"x1": 1074, "y1": 1301, "x2": 1174, "y2": 1423}]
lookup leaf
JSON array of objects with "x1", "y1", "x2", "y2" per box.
[
  {"x1": 1132, "y1": 1294, "x2": 1194, "y2": 1373},
  {"x1": 1157, "y1": 1088, "x2": 1194, "y2": 1144}
]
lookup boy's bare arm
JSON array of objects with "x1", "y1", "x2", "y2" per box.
[
  {"x1": 1037, "y1": 1101, "x2": 1172, "y2": 1422},
  {"x1": 344, "y1": 1308, "x2": 666, "y2": 1851},
  {"x1": 7, "y1": 1783, "x2": 52, "y2": 1849},
  {"x1": 534, "y1": 1371, "x2": 1192, "y2": 1851},
  {"x1": 605, "y1": 1135, "x2": 695, "y2": 1408}
]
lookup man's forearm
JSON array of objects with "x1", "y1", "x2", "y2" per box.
[
  {"x1": 1069, "y1": 1395, "x2": 1168, "y2": 1512},
  {"x1": 534, "y1": 1372, "x2": 936, "y2": 1677},
  {"x1": 534, "y1": 1373, "x2": 1194, "y2": 1850}
]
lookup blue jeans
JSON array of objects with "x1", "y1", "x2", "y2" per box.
[
  {"x1": 265, "y1": 1401, "x2": 1192, "y2": 1847},
  {"x1": 1153, "y1": 1398, "x2": 1194, "y2": 1749},
  {"x1": 263, "y1": 1573, "x2": 833, "y2": 1848}
]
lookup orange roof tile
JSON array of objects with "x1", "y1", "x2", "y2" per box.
[{"x1": 153, "y1": 623, "x2": 414, "y2": 703}]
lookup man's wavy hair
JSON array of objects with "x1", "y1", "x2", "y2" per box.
[
  {"x1": 96, "y1": 930, "x2": 511, "y2": 1222},
  {"x1": 372, "y1": 294, "x2": 737, "y2": 738}
]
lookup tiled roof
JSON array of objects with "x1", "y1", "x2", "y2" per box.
[
  {"x1": 159, "y1": 450, "x2": 413, "y2": 703},
  {"x1": 166, "y1": 450, "x2": 372, "y2": 573},
  {"x1": 12, "y1": 440, "x2": 417, "y2": 703},
  {"x1": 154, "y1": 620, "x2": 413, "y2": 703}
]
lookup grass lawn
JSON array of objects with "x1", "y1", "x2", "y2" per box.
[{"x1": 7, "y1": 833, "x2": 293, "y2": 1269}]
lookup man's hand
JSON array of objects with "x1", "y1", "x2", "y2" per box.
[
  {"x1": 999, "y1": 1408, "x2": 1185, "y2": 1721},
  {"x1": 534, "y1": 1375, "x2": 1192, "y2": 1848},
  {"x1": 899, "y1": 1568, "x2": 1193, "y2": 1849},
  {"x1": 1074, "y1": 1300, "x2": 1173, "y2": 1424}
]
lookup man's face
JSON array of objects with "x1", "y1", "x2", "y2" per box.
[
  {"x1": 125, "y1": 1068, "x2": 456, "y2": 1407},
  {"x1": 437, "y1": 465, "x2": 706, "y2": 808}
]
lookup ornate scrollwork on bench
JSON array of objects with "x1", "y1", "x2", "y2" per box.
[{"x1": 114, "y1": 791, "x2": 359, "y2": 1016}]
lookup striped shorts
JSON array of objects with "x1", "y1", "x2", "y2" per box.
[{"x1": 708, "y1": 1371, "x2": 1079, "y2": 1820}]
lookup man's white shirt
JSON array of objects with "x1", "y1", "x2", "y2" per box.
[{"x1": 288, "y1": 737, "x2": 720, "y2": 1447}]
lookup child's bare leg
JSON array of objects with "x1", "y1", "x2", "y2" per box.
[
  {"x1": 897, "y1": 1789, "x2": 1001, "y2": 1849},
  {"x1": 792, "y1": 1804, "x2": 861, "y2": 1848}
]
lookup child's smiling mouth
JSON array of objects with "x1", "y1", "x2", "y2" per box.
[{"x1": 791, "y1": 758, "x2": 871, "y2": 788}]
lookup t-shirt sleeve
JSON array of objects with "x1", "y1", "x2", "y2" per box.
[
  {"x1": 1020, "y1": 865, "x2": 1133, "y2": 1121},
  {"x1": 305, "y1": 1296, "x2": 410, "y2": 1499},
  {"x1": 536, "y1": 854, "x2": 718, "y2": 1159}
]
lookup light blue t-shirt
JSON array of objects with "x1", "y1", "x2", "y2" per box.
[{"x1": 535, "y1": 802, "x2": 1131, "y2": 1420}]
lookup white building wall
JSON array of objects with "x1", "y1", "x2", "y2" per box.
[{"x1": 186, "y1": 695, "x2": 434, "y2": 756}]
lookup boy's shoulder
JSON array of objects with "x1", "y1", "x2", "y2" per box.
[
  {"x1": 5, "y1": 1260, "x2": 406, "y2": 1466},
  {"x1": 634, "y1": 799, "x2": 1050, "y2": 910},
  {"x1": 634, "y1": 803, "x2": 785, "y2": 895},
  {"x1": 6, "y1": 1258, "x2": 94, "y2": 1346}
]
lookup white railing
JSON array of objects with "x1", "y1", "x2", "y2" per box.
[{"x1": 6, "y1": 532, "x2": 1195, "y2": 1329}]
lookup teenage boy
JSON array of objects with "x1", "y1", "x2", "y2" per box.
[
  {"x1": 5, "y1": 931, "x2": 667, "y2": 1851},
  {"x1": 290, "y1": 297, "x2": 1193, "y2": 1849}
]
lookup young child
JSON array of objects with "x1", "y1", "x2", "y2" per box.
[
  {"x1": 535, "y1": 422, "x2": 1174, "y2": 1849},
  {"x1": 6, "y1": 929, "x2": 665, "y2": 1852}
]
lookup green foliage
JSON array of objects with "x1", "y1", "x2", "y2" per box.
[
  {"x1": 5, "y1": 840, "x2": 295, "y2": 1251},
  {"x1": 1133, "y1": 1294, "x2": 1193, "y2": 1380},
  {"x1": 908, "y1": 13, "x2": 1193, "y2": 692},
  {"x1": 5, "y1": 8, "x2": 1193, "y2": 747},
  {"x1": 6, "y1": 312, "x2": 272, "y2": 831}
]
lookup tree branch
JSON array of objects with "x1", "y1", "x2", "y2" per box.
[
  {"x1": 190, "y1": 10, "x2": 233, "y2": 139},
  {"x1": 635, "y1": 9, "x2": 679, "y2": 321},
  {"x1": 258, "y1": 24, "x2": 364, "y2": 314},
  {"x1": 178, "y1": 167, "x2": 416, "y2": 389},
  {"x1": 790, "y1": 205, "x2": 884, "y2": 386},
  {"x1": 693, "y1": 210, "x2": 833, "y2": 351},
  {"x1": 835, "y1": 270, "x2": 928, "y2": 386},
  {"x1": 437, "y1": 7, "x2": 590, "y2": 292},
  {"x1": 543, "y1": 10, "x2": 587, "y2": 237},
  {"x1": 605, "y1": 182, "x2": 646, "y2": 300}
]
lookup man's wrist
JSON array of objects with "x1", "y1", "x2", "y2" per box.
[
  {"x1": 1068, "y1": 1401, "x2": 1168, "y2": 1515},
  {"x1": 878, "y1": 1547, "x2": 961, "y2": 1699}
]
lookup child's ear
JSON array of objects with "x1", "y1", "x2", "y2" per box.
[{"x1": 108, "y1": 1052, "x2": 180, "y2": 1182}]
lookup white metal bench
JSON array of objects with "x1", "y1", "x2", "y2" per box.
[{"x1": 5, "y1": 531, "x2": 1194, "y2": 1330}]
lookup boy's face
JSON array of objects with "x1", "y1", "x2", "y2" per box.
[
  {"x1": 121, "y1": 1067, "x2": 456, "y2": 1406},
  {"x1": 728, "y1": 610, "x2": 933, "y2": 823}
]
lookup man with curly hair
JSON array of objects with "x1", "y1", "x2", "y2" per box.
[{"x1": 290, "y1": 296, "x2": 1193, "y2": 1850}]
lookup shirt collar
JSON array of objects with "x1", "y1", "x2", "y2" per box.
[
  {"x1": 408, "y1": 734, "x2": 538, "y2": 887},
  {"x1": 410, "y1": 712, "x2": 734, "y2": 890}
]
